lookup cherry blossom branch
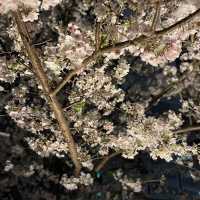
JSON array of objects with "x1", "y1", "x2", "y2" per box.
[
  {"x1": 52, "y1": 8, "x2": 200, "y2": 96},
  {"x1": 13, "y1": 10, "x2": 81, "y2": 176},
  {"x1": 50, "y1": 52, "x2": 96, "y2": 96},
  {"x1": 173, "y1": 126, "x2": 200, "y2": 134},
  {"x1": 151, "y1": 0, "x2": 161, "y2": 32},
  {"x1": 94, "y1": 125, "x2": 200, "y2": 172},
  {"x1": 95, "y1": 21, "x2": 101, "y2": 52},
  {"x1": 95, "y1": 151, "x2": 121, "y2": 172},
  {"x1": 146, "y1": 72, "x2": 189, "y2": 112},
  {"x1": 156, "y1": 7, "x2": 200, "y2": 35}
]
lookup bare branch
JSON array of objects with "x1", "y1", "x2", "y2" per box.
[
  {"x1": 95, "y1": 21, "x2": 101, "y2": 51},
  {"x1": 173, "y1": 126, "x2": 200, "y2": 134},
  {"x1": 95, "y1": 151, "x2": 121, "y2": 172},
  {"x1": 146, "y1": 72, "x2": 189, "y2": 112},
  {"x1": 151, "y1": 0, "x2": 161, "y2": 32}
]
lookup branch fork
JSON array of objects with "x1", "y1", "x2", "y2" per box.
[{"x1": 13, "y1": 10, "x2": 81, "y2": 176}]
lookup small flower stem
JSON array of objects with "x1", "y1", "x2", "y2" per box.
[{"x1": 13, "y1": 10, "x2": 81, "y2": 176}]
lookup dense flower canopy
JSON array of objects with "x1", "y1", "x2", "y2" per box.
[{"x1": 0, "y1": 0, "x2": 200, "y2": 191}]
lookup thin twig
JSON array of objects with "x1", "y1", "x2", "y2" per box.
[
  {"x1": 146, "y1": 72, "x2": 189, "y2": 112},
  {"x1": 32, "y1": 39, "x2": 52, "y2": 47},
  {"x1": 156, "y1": 7, "x2": 200, "y2": 36},
  {"x1": 173, "y1": 126, "x2": 200, "y2": 134},
  {"x1": 0, "y1": 132, "x2": 10, "y2": 138},
  {"x1": 52, "y1": 8, "x2": 200, "y2": 96},
  {"x1": 51, "y1": 52, "x2": 96, "y2": 96},
  {"x1": 95, "y1": 21, "x2": 101, "y2": 52},
  {"x1": 95, "y1": 151, "x2": 121, "y2": 172},
  {"x1": 13, "y1": 10, "x2": 81, "y2": 176},
  {"x1": 16, "y1": 56, "x2": 33, "y2": 72},
  {"x1": 143, "y1": 179, "x2": 162, "y2": 184},
  {"x1": 151, "y1": 0, "x2": 161, "y2": 32},
  {"x1": 0, "y1": 51, "x2": 14, "y2": 56}
]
